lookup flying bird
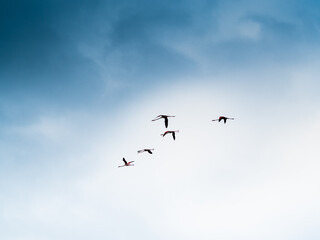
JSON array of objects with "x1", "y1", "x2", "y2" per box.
[
  {"x1": 161, "y1": 130, "x2": 179, "y2": 140},
  {"x1": 118, "y1": 158, "x2": 134, "y2": 168},
  {"x1": 212, "y1": 116, "x2": 234, "y2": 124},
  {"x1": 152, "y1": 115, "x2": 175, "y2": 128},
  {"x1": 137, "y1": 148, "x2": 154, "y2": 154}
]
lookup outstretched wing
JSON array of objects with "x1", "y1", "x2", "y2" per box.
[
  {"x1": 147, "y1": 149, "x2": 153, "y2": 154},
  {"x1": 152, "y1": 115, "x2": 162, "y2": 121},
  {"x1": 123, "y1": 158, "x2": 128, "y2": 164}
]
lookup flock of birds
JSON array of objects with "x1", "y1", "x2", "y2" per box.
[{"x1": 118, "y1": 115, "x2": 234, "y2": 168}]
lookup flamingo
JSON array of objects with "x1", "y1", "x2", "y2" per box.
[
  {"x1": 118, "y1": 158, "x2": 134, "y2": 168},
  {"x1": 161, "y1": 130, "x2": 179, "y2": 140},
  {"x1": 152, "y1": 115, "x2": 175, "y2": 128},
  {"x1": 212, "y1": 116, "x2": 234, "y2": 124},
  {"x1": 137, "y1": 148, "x2": 154, "y2": 154}
]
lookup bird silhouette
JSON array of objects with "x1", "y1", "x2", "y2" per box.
[
  {"x1": 137, "y1": 148, "x2": 154, "y2": 154},
  {"x1": 161, "y1": 130, "x2": 179, "y2": 140},
  {"x1": 152, "y1": 115, "x2": 175, "y2": 128},
  {"x1": 118, "y1": 158, "x2": 134, "y2": 167},
  {"x1": 212, "y1": 116, "x2": 234, "y2": 124}
]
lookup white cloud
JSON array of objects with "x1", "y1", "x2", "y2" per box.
[{"x1": 1, "y1": 75, "x2": 320, "y2": 239}]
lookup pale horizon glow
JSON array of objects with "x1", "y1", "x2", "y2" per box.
[{"x1": 2, "y1": 79, "x2": 320, "y2": 239}]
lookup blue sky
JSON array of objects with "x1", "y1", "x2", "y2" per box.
[{"x1": 1, "y1": 1, "x2": 320, "y2": 239}]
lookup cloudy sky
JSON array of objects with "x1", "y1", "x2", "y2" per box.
[{"x1": 1, "y1": 0, "x2": 320, "y2": 239}]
